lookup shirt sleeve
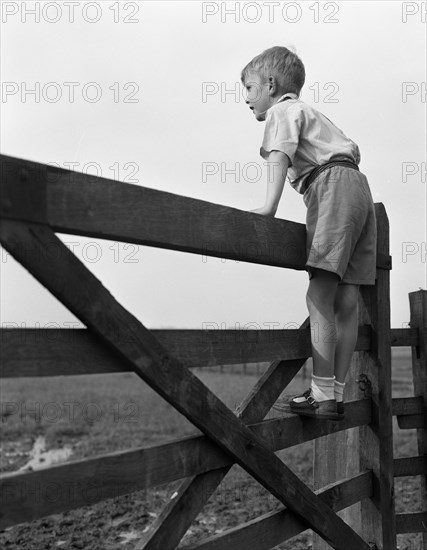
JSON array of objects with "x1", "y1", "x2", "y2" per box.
[{"x1": 259, "y1": 104, "x2": 302, "y2": 166}]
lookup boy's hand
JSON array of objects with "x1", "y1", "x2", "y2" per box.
[{"x1": 250, "y1": 206, "x2": 276, "y2": 217}]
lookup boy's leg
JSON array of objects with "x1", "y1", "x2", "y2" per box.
[
  {"x1": 306, "y1": 268, "x2": 340, "y2": 378},
  {"x1": 289, "y1": 268, "x2": 344, "y2": 418},
  {"x1": 334, "y1": 282, "x2": 360, "y2": 384}
]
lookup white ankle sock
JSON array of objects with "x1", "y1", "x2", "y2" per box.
[
  {"x1": 334, "y1": 380, "x2": 346, "y2": 402},
  {"x1": 293, "y1": 375, "x2": 335, "y2": 403},
  {"x1": 310, "y1": 374, "x2": 335, "y2": 401}
]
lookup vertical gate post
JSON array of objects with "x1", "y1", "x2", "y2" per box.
[
  {"x1": 358, "y1": 203, "x2": 396, "y2": 549},
  {"x1": 313, "y1": 203, "x2": 395, "y2": 550},
  {"x1": 409, "y1": 290, "x2": 427, "y2": 549}
]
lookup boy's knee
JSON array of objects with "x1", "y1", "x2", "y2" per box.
[
  {"x1": 335, "y1": 284, "x2": 359, "y2": 315},
  {"x1": 306, "y1": 269, "x2": 340, "y2": 305},
  {"x1": 306, "y1": 285, "x2": 334, "y2": 314}
]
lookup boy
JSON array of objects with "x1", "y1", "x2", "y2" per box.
[{"x1": 242, "y1": 46, "x2": 377, "y2": 420}]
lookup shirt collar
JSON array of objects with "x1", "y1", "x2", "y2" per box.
[{"x1": 276, "y1": 92, "x2": 299, "y2": 103}]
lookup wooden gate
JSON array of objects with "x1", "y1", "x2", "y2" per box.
[{"x1": 1, "y1": 154, "x2": 426, "y2": 549}]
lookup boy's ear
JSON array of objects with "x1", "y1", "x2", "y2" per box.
[{"x1": 268, "y1": 76, "x2": 277, "y2": 95}]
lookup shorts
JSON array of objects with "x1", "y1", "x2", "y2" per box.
[{"x1": 303, "y1": 165, "x2": 377, "y2": 285}]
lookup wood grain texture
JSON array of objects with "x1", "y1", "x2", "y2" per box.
[
  {"x1": 397, "y1": 414, "x2": 426, "y2": 429},
  {"x1": 0, "y1": 326, "x2": 415, "y2": 378},
  {"x1": 136, "y1": 324, "x2": 310, "y2": 550},
  {"x1": 390, "y1": 327, "x2": 419, "y2": 347},
  {"x1": 392, "y1": 396, "x2": 424, "y2": 416},
  {"x1": 0, "y1": 325, "x2": 372, "y2": 378},
  {"x1": 394, "y1": 395, "x2": 425, "y2": 429},
  {"x1": 0, "y1": 155, "x2": 47, "y2": 224},
  {"x1": 0, "y1": 219, "x2": 371, "y2": 550},
  {"x1": 0, "y1": 154, "x2": 392, "y2": 270},
  {"x1": 393, "y1": 456, "x2": 427, "y2": 477},
  {"x1": 183, "y1": 472, "x2": 373, "y2": 550},
  {"x1": 313, "y1": 339, "x2": 365, "y2": 549},
  {"x1": 396, "y1": 512, "x2": 427, "y2": 534},
  {"x1": 359, "y1": 203, "x2": 396, "y2": 549},
  {"x1": 409, "y1": 290, "x2": 427, "y2": 548}
]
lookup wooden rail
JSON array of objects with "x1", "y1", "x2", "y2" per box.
[
  {"x1": 0, "y1": 154, "x2": 425, "y2": 550},
  {"x1": 1, "y1": 325, "x2": 373, "y2": 377}
]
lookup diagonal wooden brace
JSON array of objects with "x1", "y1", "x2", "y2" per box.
[
  {"x1": 136, "y1": 344, "x2": 310, "y2": 550},
  {"x1": 0, "y1": 219, "x2": 371, "y2": 550}
]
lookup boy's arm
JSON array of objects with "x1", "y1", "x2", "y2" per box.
[{"x1": 250, "y1": 150, "x2": 289, "y2": 217}]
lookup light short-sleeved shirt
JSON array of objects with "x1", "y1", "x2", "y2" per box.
[{"x1": 260, "y1": 93, "x2": 361, "y2": 194}]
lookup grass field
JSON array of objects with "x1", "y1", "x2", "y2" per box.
[{"x1": 0, "y1": 348, "x2": 423, "y2": 549}]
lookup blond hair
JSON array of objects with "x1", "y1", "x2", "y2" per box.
[{"x1": 241, "y1": 46, "x2": 305, "y2": 95}]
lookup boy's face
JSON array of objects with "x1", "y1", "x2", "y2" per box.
[{"x1": 243, "y1": 71, "x2": 274, "y2": 122}]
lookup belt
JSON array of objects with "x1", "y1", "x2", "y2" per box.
[{"x1": 303, "y1": 159, "x2": 359, "y2": 192}]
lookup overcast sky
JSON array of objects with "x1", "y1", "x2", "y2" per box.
[{"x1": 1, "y1": 1, "x2": 426, "y2": 332}]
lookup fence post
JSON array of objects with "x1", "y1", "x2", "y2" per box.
[
  {"x1": 358, "y1": 203, "x2": 396, "y2": 548},
  {"x1": 409, "y1": 290, "x2": 427, "y2": 549},
  {"x1": 313, "y1": 203, "x2": 395, "y2": 549}
]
